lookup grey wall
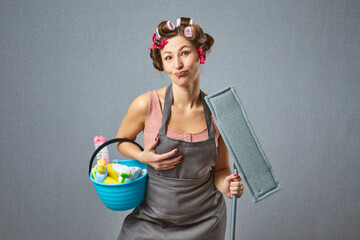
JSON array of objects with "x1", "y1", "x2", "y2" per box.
[{"x1": 1, "y1": 0, "x2": 359, "y2": 239}]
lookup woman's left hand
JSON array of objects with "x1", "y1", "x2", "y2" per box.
[{"x1": 222, "y1": 174, "x2": 245, "y2": 199}]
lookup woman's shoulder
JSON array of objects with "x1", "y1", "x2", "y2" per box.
[
  {"x1": 129, "y1": 87, "x2": 166, "y2": 116},
  {"x1": 127, "y1": 92, "x2": 151, "y2": 120}
]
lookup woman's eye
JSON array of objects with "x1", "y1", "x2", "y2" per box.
[
  {"x1": 165, "y1": 56, "x2": 172, "y2": 60},
  {"x1": 182, "y1": 51, "x2": 189, "y2": 56}
]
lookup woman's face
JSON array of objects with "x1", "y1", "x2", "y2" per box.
[{"x1": 160, "y1": 36, "x2": 201, "y2": 86}]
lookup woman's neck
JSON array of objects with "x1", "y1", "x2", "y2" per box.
[{"x1": 172, "y1": 82, "x2": 202, "y2": 110}]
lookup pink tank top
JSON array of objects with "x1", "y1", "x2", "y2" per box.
[{"x1": 143, "y1": 90, "x2": 220, "y2": 148}]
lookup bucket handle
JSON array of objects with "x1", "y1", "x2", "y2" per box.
[{"x1": 89, "y1": 138, "x2": 144, "y2": 176}]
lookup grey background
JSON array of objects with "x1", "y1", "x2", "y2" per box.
[{"x1": 1, "y1": 0, "x2": 359, "y2": 239}]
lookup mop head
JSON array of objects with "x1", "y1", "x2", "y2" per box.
[{"x1": 205, "y1": 86, "x2": 282, "y2": 203}]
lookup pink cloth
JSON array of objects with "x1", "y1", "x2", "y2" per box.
[{"x1": 143, "y1": 90, "x2": 220, "y2": 148}]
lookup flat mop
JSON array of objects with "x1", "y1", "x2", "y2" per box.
[{"x1": 204, "y1": 86, "x2": 282, "y2": 239}]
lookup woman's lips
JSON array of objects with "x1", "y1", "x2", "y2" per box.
[{"x1": 175, "y1": 71, "x2": 188, "y2": 77}]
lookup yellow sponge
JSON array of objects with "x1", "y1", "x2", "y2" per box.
[
  {"x1": 107, "y1": 163, "x2": 119, "y2": 180},
  {"x1": 103, "y1": 176, "x2": 120, "y2": 184}
]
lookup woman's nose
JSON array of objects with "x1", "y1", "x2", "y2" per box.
[{"x1": 174, "y1": 56, "x2": 183, "y2": 69}]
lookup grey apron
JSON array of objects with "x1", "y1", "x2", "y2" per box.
[{"x1": 118, "y1": 85, "x2": 226, "y2": 240}]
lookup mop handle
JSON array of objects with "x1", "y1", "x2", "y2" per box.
[{"x1": 230, "y1": 163, "x2": 238, "y2": 240}]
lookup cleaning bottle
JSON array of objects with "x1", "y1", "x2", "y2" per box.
[
  {"x1": 95, "y1": 157, "x2": 108, "y2": 183},
  {"x1": 98, "y1": 135, "x2": 109, "y2": 165},
  {"x1": 93, "y1": 135, "x2": 110, "y2": 165},
  {"x1": 93, "y1": 136, "x2": 103, "y2": 161}
]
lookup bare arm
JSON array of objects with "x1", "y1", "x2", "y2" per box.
[{"x1": 115, "y1": 92, "x2": 148, "y2": 160}]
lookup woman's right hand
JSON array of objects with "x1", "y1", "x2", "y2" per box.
[{"x1": 139, "y1": 138, "x2": 183, "y2": 171}]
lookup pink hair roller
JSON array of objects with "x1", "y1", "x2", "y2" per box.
[
  {"x1": 156, "y1": 27, "x2": 161, "y2": 38},
  {"x1": 176, "y1": 18, "x2": 194, "y2": 27},
  {"x1": 198, "y1": 34, "x2": 207, "y2": 44},
  {"x1": 184, "y1": 27, "x2": 193, "y2": 38},
  {"x1": 167, "y1": 21, "x2": 175, "y2": 30}
]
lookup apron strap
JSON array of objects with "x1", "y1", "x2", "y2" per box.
[
  {"x1": 201, "y1": 90, "x2": 215, "y2": 139},
  {"x1": 159, "y1": 84, "x2": 173, "y2": 132},
  {"x1": 159, "y1": 84, "x2": 215, "y2": 140}
]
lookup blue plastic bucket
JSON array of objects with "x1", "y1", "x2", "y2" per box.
[
  {"x1": 90, "y1": 159, "x2": 147, "y2": 211},
  {"x1": 89, "y1": 138, "x2": 147, "y2": 211}
]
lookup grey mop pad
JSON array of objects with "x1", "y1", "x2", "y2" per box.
[{"x1": 205, "y1": 86, "x2": 282, "y2": 203}]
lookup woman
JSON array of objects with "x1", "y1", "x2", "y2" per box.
[{"x1": 116, "y1": 17, "x2": 244, "y2": 240}]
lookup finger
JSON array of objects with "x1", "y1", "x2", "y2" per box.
[
  {"x1": 233, "y1": 174, "x2": 241, "y2": 180},
  {"x1": 234, "y1": 180, "x2": 244, "y2": 189},
  {"x1": 157, "y1": 161, "x2": 181, "y2": 171},
  {"x1": 239, "y1": 180, "x2": 245, "y2": 187},
  {"x1": 147, "y1": 137, "x2": 160, "y2": 150},
  {"x1": 228, "y1": 174, "x2": 241, "y2": 182},
  {"x1": 158, "y1": 148, "x2": 180, "y2": 160},
  {"x1": 230, "y1": 181, "x2": 241, "y2": 188},
  {"x1": 160, "y1": 164, "x2": 178, "y2": 171},
  {"x1": 230, "y1": 187, "x2": 243, "y2": 195},
  {"x1": 152, "y1": 154, "x2": 183, "y2": 171},
  {"x1": 230, "y1": 179, "x2": 241, "y2": 186},
  {"x1": 225, "y1": 174, "x2": 237, "y2": 183},
  {"x1": 159, "y1": 155, "x2": 184, "y2": 168}
]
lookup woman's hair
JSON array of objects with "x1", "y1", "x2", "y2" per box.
[{"x1": 149, "y1": 17, "x2": 214, "y2": 71}]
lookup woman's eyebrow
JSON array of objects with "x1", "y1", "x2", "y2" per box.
[{"x1": 163, "y1": 45, "x2": 191, "y2": 54}]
